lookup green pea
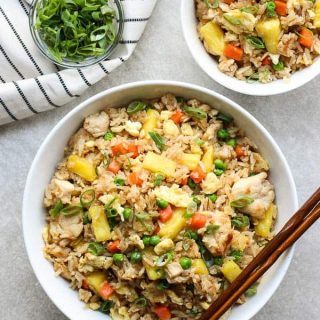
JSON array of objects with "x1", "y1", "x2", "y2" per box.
[
  {"x1": 217, "y1": 129, "x2": 230, "y2": 140},
  {"x1": 142, "y1": 235, "x2": 151, "y2": 246},
  {"x1": 214, "y1": 169, "x2": 224, "y2": 176},
  {"x1": 114, "y1": 177, "x2": 125, "y2": 186},
  {"x1": 206, "y1": 194, "x2": 218, "y2": 203},
  {"x1": 212, "y1": 256, "x2": 224, "y2": 266},
  {"x1": 130, "y1": 251, "x2": 142, "y2": 263},
  {"x1": 103, "y1": 131, "x2": 114, "y2": 141},
  {"x1": 214, "y1": 159, "x2": 227, "y2": 171},
  {"x1": 226, "y1": 138, "x2": 236, "y2": 148},
  {"x1": 123, "y1": 208, "x2": 132, "y2": 220},
  {"x1": 180, "y1": 257, "x2": 192, "y2": 270},
  {"x1": 156, "y1": 199, "x2": 169, "y2": 209},
  {"x1": 113, "y1": 253, "x2": 124, "y2": 263},
  {"x1": 150, "y1": 235, "x2": 161, "y2": 246}
]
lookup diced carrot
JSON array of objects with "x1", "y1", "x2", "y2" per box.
[
  {"x1": 171, "y1": 110, "x2": 183, "y2": 124},
  {"x1": 107, "y1": 240, "x2": 121, "y2": 253},
  {"x1": 154, "y1": 305, "x2": 171, "y2": 320},
  {"x1": 99, "y1": 281, "x2": 114, "y2": 300},
  {"x1": 275, "y1": 0, "x2": 287, "y2": 16},
  {"x1": 190, "y1": 165, "x2": 206, "y2": 184},
  {"x1": 127, "y1": 144, "x2": 139, "y2": 158},
  {"x1": 298, "y1": 27, "x2": 314, "y2": 49},
  {"x1": 235, "y1": 145, "x2": 245, "y2": 158},
  {"x1": 107, "y1": 159, "x2": 121, "y2": 174},
  {"x1": 190, "y1": 213, "x2": 208, "y2": 230},
  {"x1": 128, "y1": 172, "x2": 143, "y2": 186},
  {"x1": 159, "y1": 205, "x2": 173, "y2": 223},
  {"x1": 223, "y1": 44, "x2": 244, "y2": 61},
  {"x1": 224, "y1": 0, "x2": 234, "y2": 4},
  {"x1": 261, "y1": 56, "x2": 271, "y2": 66},
  {"x1": 153, "y1": 224, "x2": 160, "y2": 235},
  {"x1": 82, "y1": 280, "x2": 90, "y2": 290},
  {"x1": 180, "y1": 177, "x2": 188, "y2": 186},
  {"x1": 111, "y1": 143, "x2": 128, "y2": 155}
]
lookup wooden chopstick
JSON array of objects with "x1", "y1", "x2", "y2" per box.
[{"x1": 201, "y1": 188, "x2": 320, "y2": 320}]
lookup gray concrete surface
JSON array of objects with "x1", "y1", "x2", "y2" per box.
[{"x1": 1, "y1": 1, "x2": 319, "y2": 319}]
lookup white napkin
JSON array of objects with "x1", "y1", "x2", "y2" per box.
[{"x1": 0, "y1": 0, "x2": 157, "y2": 125}]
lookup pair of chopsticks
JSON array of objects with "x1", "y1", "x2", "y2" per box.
[{"x1": 201, "y1": 187, "x2": 320, "y2": 320}]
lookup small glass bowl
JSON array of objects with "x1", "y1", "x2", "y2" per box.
[{"x1": 29, "y1": 0, "x2": 124, "y2": 68}]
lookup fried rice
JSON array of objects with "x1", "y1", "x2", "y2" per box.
[
  {"x1": 43, "y1": 94, "x2": 277, "y2": 320},
  {"x1": 196, "y1": 0, "x2": 320, "y2": 83}
]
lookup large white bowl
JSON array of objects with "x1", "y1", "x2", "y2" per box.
[
  {"x1": 23, "y1": 81, "x2": 298, "y2": 320},
  {"x1": 181, "y1": 0, "x2": 320, "y2": 96}
]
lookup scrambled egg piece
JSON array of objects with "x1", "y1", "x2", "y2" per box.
[
  {"x1": 124, "y1": 120, "x2": 142, "y2": 137},
  {"x1": 99, "y1": 194, "x2": 124, "y2": 215},
  {"x1": 201, "y1": 172, "x2": 222, "y2": 194},
  {"x1": 153, "y1": 184, "x2": 192, "y2": 207}
]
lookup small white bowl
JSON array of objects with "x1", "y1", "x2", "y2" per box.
[
  {"x1": 181, "y1": 0, "x2": 320, "y2": 95},
  {"x1": 23, "y1": 81, "x2": 298, "y2": 320}
]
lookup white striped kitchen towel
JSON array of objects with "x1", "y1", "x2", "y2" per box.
[{"x1": 0, "y1": 0, "x2": 157, "y2": 125}]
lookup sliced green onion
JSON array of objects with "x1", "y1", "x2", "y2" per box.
[
  {"x1": 156, "y1": 279, "x2": 170, "y2": 290},
  {"x1": 80, "y1": 189, "x2": 95, "y2": 208},
  {"x1": 176, "y1": 96, "x2": 185, "y2": 103},
  {"x1": 187, "y1": 178, "x2": 197, "y2": 190},
  {"x1": 156, "y1": 251, "x2": 174, "y2": 267},
  {"x1": 192, "y1": 196, "x2": 201, "y2": 206},
  {"x1": 240, "y1": 5, "x2": 259, "y2": 14},
  {"x1": 272, "y1": 61, "x2": 284, "y2": 71},
  {"x1": 245, "y1": 284, "x2": 258, "y2": 297},
  {"x1": 100, "y1": 300, "x2": 113, "y2": 314},
  {"x1": 184, "y1": 230, "x2": 198, "y2": 241},
  {"x1": 103, "y1": 131, "x2": 114, "y2": 141},
  {"x1": 83, "y1": 211, "x2": 91, "y2": 225},
  {"x1": 104, "y1": 197, "x2": 117, "y2": 210},
  {"x1": 230, "y1": 196, "x2": 254, "y2": 208},
  {"x1": 182, "y1": 106, "x2": 207, "y2": 120},
  {"x1": 266, "y1": 1, "x2": 277, "y2": 17},
  {"x1": 134, "y1": 297, "x2": 147, "y2": 308},
  {"x1": 195, "y1": 138, "x2": 205, "y2": 146},
  {"x1": 149, "y1": 132, "x2": 165, "y2": 151},
  {"x1": 206, "y1": 224, "x2": 220, "y2": 234},
  {"x1": 246, "y1": 72, "x2": 260, "y2": 83},
  {"x1": 231, "y1": 215, "x2": 250, "y2": 229},
  {"x1": 106, "y1": 208, "x2": 118, "y2": 218},
  {"x1": 185, "y1": 201, "x2": 197, "y2": 218},
  {"x1": 204, "y1": 0, "x2": 220, "y2": 8},
  {"x1": 49, "y1": 199, "x2": 64, "y2": 218},
  {"x1": 212, "y1": 256, "x2": 224, "y2": 266},
  {"x1": 229, "y1": 249, "x2": 243, "y2": 262},
  {"x1": 246, "y1": 36, "x2": 265, "y2": 49},
  {"x1": 127, "y1": 101, "x2": 147, "y2": 115},
  {"x1": 61, "y1": 205, "x2": 82, "y2": 216},
  {"x1": 217, "y1": 111, "x2": 233, "y2": 124},
  {"x1": 114, "y1": 176, "x2": 125, "y2": 186},
  {"x1": 88, "y1": 242, "x2": 106, "y2": 256},
  {"x1": 223, "y1": 14, "x2": 242, "y2": 25}
]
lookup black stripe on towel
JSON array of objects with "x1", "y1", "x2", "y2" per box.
[
  {"x1": 119, "y1": 40, "x2": 139, "y2": 44},
  {"x1": 12, "y1": 81, "x2": 38, "y2": 114},
  {"x1": 56, "y1": 73, "x2": 80, "y2": 98},
  {"x1": 0, "y1": 97, "x2": 18, "y2": 121},
  {"x1": 77, "y1": 69, "x2": 92, "y2": 87},
  {"x1": 35, "y1": 78, "x2": 60, "y2": 108},
  {"x1": 0, "y1": 7, "x2": 44, "y2": 76},
  {"x1": 18, "y1": 0, "x2": 29, "y2": 15},
  {"x1": 0, "y1": 45, "x2": 25, "y2": 79},
  {"x1": 0, "y1": 75, "x2": 5, "y2": 83},
  {"x1": 122, "y1": 18, "x2": 150, "y2": 22},
  {"x1": 119, "y1": 57, "x2": 125, "y2": 63},
  {"x1": 99, "y1": 63, "x2": 109, "y2": 75}
]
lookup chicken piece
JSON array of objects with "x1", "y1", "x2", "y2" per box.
[
  {"x1": 84, "y1": 111, "x2": 109, "y2": 137},
  {"x1": 194, "y1": 275, "x2": 219, "y2": 299},
  {"x1": 45, "y1": 178, "x2": 74, "y2": 206},
  {"x1": 201, "y1": 172, "x2": 222, "y2": 194},
  {"x1": 142, "y1": 283, "x2": 168, "y2": 304},
  {"x1": 252, "y1": 153, "x2": 269, "y2": 173},
  {"x1": 78, "y1": 253, "x2": 113, "y2": 273},
  {"x1": 166, "y1": 262, "x2": 184, "y2": 278},
  {"x1": 79, "y1": 289, "x2": 92, "y2": 303},
  {"x1": 230, "y1": 172, "x2": 275, "y2": 219},
  {"x1": 49, "y1": 213, "x2": 83, "y2": 241},
  {"x1": 202, "y1": 211, "x2": 233, "y2": 256},
  {"x1": 112, "y1": 259, "x2": 145, "y2": 280},
  {"x1": 68, "y1": 128, "x2": 92, "y2": 155},
  {"x1": 124, "y1": 120, "x2": 142, "y2": 137}
]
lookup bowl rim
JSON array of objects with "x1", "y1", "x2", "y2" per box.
[
  {"x1": 180, "y1": 0, "x2": 320, "y2": 96},
  {"x1": 29, "y1": 0, "x2": 124, "y2": 68},
  {"x1": 23, "y1": 80, "x2": 298, "y2": 320}
]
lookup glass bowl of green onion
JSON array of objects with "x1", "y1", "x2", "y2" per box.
[{"x1": 29, "y1": 0, "x2": 124, "y2": 68}]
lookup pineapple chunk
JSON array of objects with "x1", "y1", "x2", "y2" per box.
[
  {"x1": 221, "y1": 260, "x2": 242, "y2": 282},
  {"x1": 181, "y1": 123, "x2": 193, "y2": 136},
  {"x1": 314, "y1": 1, "x2": 320, "y2": 28},
  {"x1": 255, "y1": 204, "x2": 276, "y2": 238},
  {"x1": 142, "y1": 152, "x2": 176, "y2": 177},
  {"x1": 86, "y1": 271, "x2": 108, "y2": 293},
  {"x1": 202, "y1": 145, "x2": 214, "y2": 173},
  {"x1": 153, "y1": 185, "x2": 192, "y2": 208},
  {"x1": 193, "y1": 259, "x2": 209, "y2": 275},
  {"x1": 142, "y1": 109, "x2": 159, "y2": 135},
  {"x1": 67, "y1": 155, "x2": 97, "y2": 182},
  {"x1": 179, "y1": 153, "x2": 201, "y2": 170},
  {"x1": 158, "y1": 208, "x2": 187, "y2": 239},
  {"x1": 89, "y1": 206, "x2": 111, "y2": 242},
  {"x1": 144, "y1": 263, "x2": 166, "y2": 280},
  {"x1": 223, "y1": 10, "x2": 256, "y2": 34},
  {"x1": 256, "y1": 18, "x2": 281, "y2": 54},
  {"x1": 201, "y1": 172, "x2": 222, "y2": 194},
  {"x1": 199, "y1": 21, "x2": 225, "y2": 56},
  {"x1": 163, "y1": 119, "x2": 180, "y2": 137}
]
